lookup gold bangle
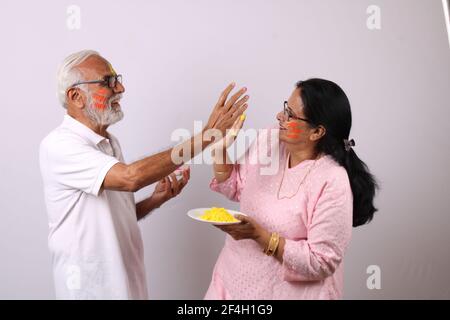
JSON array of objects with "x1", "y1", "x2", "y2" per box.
[
  {"x1": 215, "y1": 171, "x2": 228, "y2": 175},
  {"x1": 264, "y1": 234, "x2": 275, "y2": 255},
  {"x1": 264, "y1": 232, "x2": 280, "y2": 256}
]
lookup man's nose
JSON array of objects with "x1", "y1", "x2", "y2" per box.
[{"x1": 114, "y1": 81, "x2": 125, "y2": 94}]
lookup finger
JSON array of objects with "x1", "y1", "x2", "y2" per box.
[
  {"x1": 216, "y1": 225, "x2": 236, "y2": 233},
  {"x1": 231, "y1": 95, "x2": 249, "y2": 113},
  {"x1": 234, "y1": 214, "x2": 250, "y2": 223},
  {"x1": 227, "y1": 104, "x2": 248, "y2": 126},
  {"x1": 183, "y1": 168, "x2": 190, "y2": 182},
  {"x1": 228, "y1": 111, "x2": 246, "y2": 139},
  {"x1": 169, "y1": 173, "x2": 180, "y2": 195},
  {"x1": 224, "y1": 87, "x2": 247, "y2": 111},
  {"x1": 235, "y1": 113, "x2": 246, "y2": 131},
  {"x1": 163, "y1": 177, "x2": 173, "y2": 194},
  {"x1": 215, "y1": 82, "x2": 236, "y2": 108},
  {"x1": 179, "y1": 171, "x2": 188, "y2": 189},
  {"x1": 155, "y1": 178, "x2": 166, "y2": 191},
  {"x1": 179, "y1": 174, "x2": 188, "y2": 192},
  {"x1": 213, "y1": 225, "x2": 231, "y2": 234},
  {"x1": 186, "y1": 167, "x2": 191, "y2": 180}
]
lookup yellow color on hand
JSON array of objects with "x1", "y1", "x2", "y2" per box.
[
  {"x1": 200, "y1": 207, "x2": 239, "y2": 223},
  {"x1": 240, "y1": 114, "x2": 246, "y2": 121}
]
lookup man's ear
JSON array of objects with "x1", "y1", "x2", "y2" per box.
[
  {"x1": 66, "y1": 88, "x2": 85, "y2": 109},
  {"x1": 310, "y1": 125, "x2": 326, "y2": 142}
]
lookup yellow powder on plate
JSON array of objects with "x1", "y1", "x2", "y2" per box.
[{"x1": 200, "y1": 207, "x2": 240, "y2": 223}]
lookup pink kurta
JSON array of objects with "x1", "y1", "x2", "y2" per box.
[{"x1": 204, "y1": 128, "x2": 353, "y2": 300}]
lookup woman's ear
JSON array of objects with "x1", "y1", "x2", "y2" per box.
[{"x1": 310, "y1": 125, "x2": 326, "y2": 142}]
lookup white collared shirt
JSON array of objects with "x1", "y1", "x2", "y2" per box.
[{"x1": 39, "y1": 114, "x2": 148, "y2": 300}]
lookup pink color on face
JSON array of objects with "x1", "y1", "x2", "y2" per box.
[{"x1": 92, "y1": 89, "x2": 109, "y2": 109}]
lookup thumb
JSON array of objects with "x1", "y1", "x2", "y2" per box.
[
  {"x1": 234, "y1": 214, "x2": 249, "y2": 223},
  {"x1": 231, "y1": 113, "x2": 246, "y2": 132},
  {"x1": 237, "y1": 113, "x2": 246, "y2": 128}
]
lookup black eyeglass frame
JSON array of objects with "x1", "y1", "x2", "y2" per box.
[
  {"x1": 70, "y1": 74, "x2": 122, "y2": 89},
  {"x1": 283, "y1": 101, "x2": 313, "y2": 124}
]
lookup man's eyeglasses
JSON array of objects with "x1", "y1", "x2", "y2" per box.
[
  {"x1": 71, "y1": 74, "x2": 122, "y2": 89},
  {"x1": 283, "y1": 101, "x2": 311, "y2": 123}
]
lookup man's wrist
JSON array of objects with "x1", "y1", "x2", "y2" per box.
[{"x1": 150, "y1": 195, "x2": 164, "y2": 209}]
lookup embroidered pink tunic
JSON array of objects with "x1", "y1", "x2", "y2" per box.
[{"x1": 204, "y1": 129, "x2": 353, "y2": 300}]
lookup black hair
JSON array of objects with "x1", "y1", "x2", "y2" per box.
[{"x1": 296, "y1": 78, "x2": 379, "y2": 227}]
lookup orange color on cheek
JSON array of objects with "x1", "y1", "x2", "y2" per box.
[
  {"x1": 94, "y1": 102, "x2": 106, "y2": 109},
  {"x1": 286, "y1": 122, "x2": 302, "y2": 139},
  {"x1": 93, "y1": 95, "x2": 107, "y2": 103},
  {"x1": 91, "y1": 88, "x2": 110, "y2": 109}
]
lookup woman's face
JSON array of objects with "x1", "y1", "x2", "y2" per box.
[{"x1": 277, "y1": 88, "x2": 314, "y2": 144}]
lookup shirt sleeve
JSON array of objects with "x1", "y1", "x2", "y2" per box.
[
  {"x1": 281, "y1": 169, "x2": 353, "y2": 282},
  {"x1": 209, "y1": 133, "x2": 258, "y2": 202},
  {"x1": 42, "y1": 136, "x2": 120, "y2": 197},
  {"x1": 209, "y1": 163, "x2": 247, "y2": 202}
]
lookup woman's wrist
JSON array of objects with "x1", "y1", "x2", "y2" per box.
[
  {"x1": 214, "y1": 167, "x2": 233, "y2": 182},
  {"x1": 212, "y1": 145, "x2": 228, "y2": 163},
  {"x1": 255, "y1": 228, "x2": 271, "y2": 249}
]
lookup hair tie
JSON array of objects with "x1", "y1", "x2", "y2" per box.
[{"x1": 343, "y1": 138, "x2": 355, "y2": 152}]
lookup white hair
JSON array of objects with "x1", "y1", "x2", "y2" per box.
[{"x1": 57, "y1": 50, "x2": 100, "y2": 109}]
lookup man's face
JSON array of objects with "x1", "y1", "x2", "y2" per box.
[{"x1": 77, "y1": 56, "x2": 125, "y2": 126}]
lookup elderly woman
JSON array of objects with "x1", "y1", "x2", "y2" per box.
[{"x1": 205, "y1": 78, "x2": 378, "y2": 300}]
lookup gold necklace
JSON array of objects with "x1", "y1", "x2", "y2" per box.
[{"x1": 276, "y1": 153, "x2": 321, "y2": 200}]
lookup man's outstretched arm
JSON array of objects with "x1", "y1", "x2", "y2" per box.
[{"x1": 102, "y1": 83, "x2": 249, "y2": 193}]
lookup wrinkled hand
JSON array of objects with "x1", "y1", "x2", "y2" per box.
[
  {"x1": 205, "y1": 83, "x2": 249, "y2": 137},
  {"x1": 214, "y1": 214, "x2": 266, "y2": 241},
  {"x1": 151, "y1": 167, "x2": 190, "y2": 207},
  {"x1": 211, "y1": 112, "x2": 246, "y2": 151}
]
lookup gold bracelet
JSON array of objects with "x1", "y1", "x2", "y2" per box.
[
  {"x1": 264, "y1": 233, "x2": 275, "y2": 256},
  {"x1": 215, "y1": 170, "x2": 230, "y2": 175},
  {"x1": 264, "y1": 232, "x2": 280, "y2": 256}
]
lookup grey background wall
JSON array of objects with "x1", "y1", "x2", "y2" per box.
[{"x1": 0, "y1": 0, "x2": 449, "y2": 299}]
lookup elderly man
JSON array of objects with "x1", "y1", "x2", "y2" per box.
[{"x1": 39, "y1": 50, "x2": 248, "y2": 299}]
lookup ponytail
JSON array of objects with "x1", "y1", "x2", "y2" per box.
[
  {"x1": 297, "y1": 78, "x2": 379, "y2": 227},
  {"x1": 336, "y1": 146, "x2": 378, "y2": 227}
]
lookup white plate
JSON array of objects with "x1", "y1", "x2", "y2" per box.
[{"x1": 187, "y1": 208, "x2": 246, "y2": 225}]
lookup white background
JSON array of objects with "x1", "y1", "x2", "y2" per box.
[{"x1": 0, "y1": 0, "x2": 449, "y2": 299}]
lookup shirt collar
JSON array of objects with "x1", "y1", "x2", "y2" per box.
[{"x1": 61, "y1": 114, "x2": 108, "y2": 145}]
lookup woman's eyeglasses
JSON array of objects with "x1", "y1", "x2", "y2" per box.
[
  {"x1": 283, "y1": 101, "x2": 311, "y2": 123},
  {"x1": 71, "y1": 74, "x2": 123, "y2": 89}
]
